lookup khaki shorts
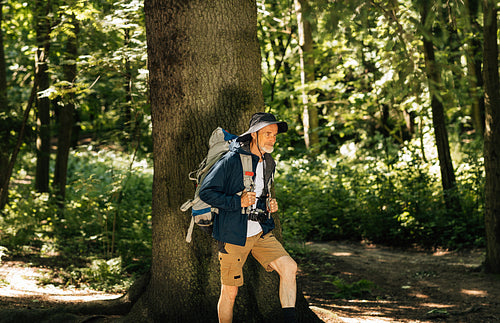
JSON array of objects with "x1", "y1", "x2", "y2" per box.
[{"x1": 218, "y1": 233, "x2": 290, "y2": 287}]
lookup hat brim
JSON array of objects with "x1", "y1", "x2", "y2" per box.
[{"x1": 236, "y1": 121, "x2": 288, "y2": 142}]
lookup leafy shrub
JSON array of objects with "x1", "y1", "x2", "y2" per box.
[
  {"x1": 41, "y1": 257, "x2": 133, "y2": 292},
  {"x1": 276, "y1": 138, "x2": 485, "y2": 249},
  {"x1": 2, "y1": 148, "x2": 152, "y2": 286},
  {"x1": 323, "y1": 275, "x2": 375, "y2": 299}
]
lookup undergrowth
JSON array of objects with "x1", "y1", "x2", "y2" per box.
[
  {"x1": 276, "y1": 138, "x2": 484, "y2": 250},
  {"x1": 0, "y1": 135, "x2": 486, "y2": 292},
  {"x1": 0, "y1": 147, "x2": 152, "y2": 292}
]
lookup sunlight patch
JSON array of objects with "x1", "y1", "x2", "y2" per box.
[
  {"x1": 340, "y1": 317, "x2": 394, "y2": 322},
  {"x1": 49, "y1": 293, "x2": 122, "y2": 302},
  {"x1": 421, "y1": 303, "x2": 454, "y2": 308},
  {"x1": 432, "y1": 250, "x2": 451, "y2": 256},
  {"x1": 461, "y1": 289, "x2": 487, "y2": 297},
  {"x1": 410, "y1": 292, "x2": 429, "y2": 299}
]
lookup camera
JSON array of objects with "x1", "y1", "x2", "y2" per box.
[{"x1": 248, "y1": 208, "x2": 269, "y2": 223}]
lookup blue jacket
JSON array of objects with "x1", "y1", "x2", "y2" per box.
[{"x1": 199, "y1": 141, "x2": 276, "y2": 246}]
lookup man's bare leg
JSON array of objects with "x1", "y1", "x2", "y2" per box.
[
  {"x1": 269, "y1": 255, "x2": 298, "y2": 307},
  {"x1": 218, "y1": 284, "x2": 238, "y2": 323}
]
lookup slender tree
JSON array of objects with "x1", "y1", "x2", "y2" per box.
[
  {"x1": 295, "y1": 0, "x2": 319, "y2": 153},
  {"x1": 419, "y1": 1, "x2": 460, "y2": 210},
  {"x1": 0, "y1": 0, "x2": 10, "y2": 208},
  {"x1": 127, "y1": 0, "x2": 318, "y2": 321},
  {"x1": 0, "y1": 81, "x2": 38, "y2": 210},
  {"x1": 483, "y1": 0, "x2": 500, "y2": 274},
  {"x1": 53, "y1": 13, "x2": 79, "y2": 204},
  {"x1": 122, "y1": 27, "x2": 133, "y2": 138},
  {"x1": 464, "y1": 0, "x2": 485, "y2": 136},
  {"x1": 0, "y1": 1, "x2": 6, "y2": 109},
  {"x1": 34, "y1": 0, "x2": 53, "y2": 193}
]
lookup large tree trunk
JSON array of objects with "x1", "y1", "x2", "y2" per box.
[
  {"x1": 128, "y1": 0, "x2": 318, "y2": 322},
  {"x1": 295, "y1": 0, "x2": 319, "y2": 153},
  {"x1": 482, "y1": 0, "x2": 500, "y2": 274},
  {"x1": 420, "y1": 1, "x2": 460, "y2": 211},
  {"x1": 53, "y1": 15, "x2": 78, "y2": 204},
  {"x1": 34, "y1": 0, "x2": 52, "y2": 193}
]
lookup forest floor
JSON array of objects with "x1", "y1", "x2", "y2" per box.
[
  {"x1": 0, "y1": 241, "x2": 499, "y2": 322},
  {"x1": 298, "y1": 241, "x2": 499, "y2": 323}
]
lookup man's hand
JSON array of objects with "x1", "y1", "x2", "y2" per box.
[
  {"x1": 268, "y1": 198, "x2": 278, "y2": 213},
  {"x1": 241, "y1": 191, "x2": 256, "y2": 208}
]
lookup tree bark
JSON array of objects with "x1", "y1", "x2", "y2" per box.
[
  {"x1": 0, "y1": 79, "x2": 38, "y2": 210},
  {"x1": 482, "y1": 0, "x2": 500, "y2": 274},
  {"x1": 128, "y1": 0, "x2": 318, "y2": 322},
  {"x1": 34, "y1": 0, "x2": 52, "y2": 193},
  {"x1": 295, "y1": 0, "x2": 319, "y2": 153},
  {"x1": 53, "y1": 15, "x2": 78, "y2": 204},
  {"x1": 120, "y1": 28, "x2": 134, "y2": 142},
  {"x1": 0, "y1": 0, "x2": 10, "y2": 208},
  {"x1": 0, "y1": 1, "x2": 6, "y2": 109},
  {"x1": 420, "y1": 1, "x2": 460, "y2": 211},
  {"x1": 464, "y1": 0, "x2": 485, "y2": 137}
]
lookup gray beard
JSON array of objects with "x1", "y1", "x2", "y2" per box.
[{"x1": 260, "y1": 145, "x2": 274, "y2": 154}]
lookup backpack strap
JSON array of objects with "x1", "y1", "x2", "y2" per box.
[
  {"x1": 240, "y1": 154, "x2": 254, "y2": 191},
  {"x1": 240, "y1": 154, "x2": 254, "y2": 215},
  {"x1": 186, "y1": 217, "x2": 195, "y2": 243}
]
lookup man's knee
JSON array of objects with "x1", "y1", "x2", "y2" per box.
[
  {"x1": 272, "y1": 256, "x2": 297, "y2": 278},
  {"x1": 285, "y1": 256, "x2": 298, "y2": 277}
]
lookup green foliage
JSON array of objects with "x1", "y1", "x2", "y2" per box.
[
  {"x1": 61, "y1": 148, "x2": 153, "y2": 266},
  {"x1": 41, "y1": 257, "x2": 133, "y2": 292},
  {"x1": 323, "y1": 275, "x2": 375, "y2": 299},
  {"x1": 1, "y1": 148, "x2": 152, "y2": 291},
  {"x1": 0, "y1": 0, "x2": 491, "y2": 294},
  {"x1": 276, "y1": 136, "x2": 485, "y2": 249},
  {"x1": 3, "y1": 0, "x2": 151, "y2": 153}
]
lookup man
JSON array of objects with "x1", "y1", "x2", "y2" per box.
[{"x1": 199, "y1": 112, "x2": 297, "y2": 323}]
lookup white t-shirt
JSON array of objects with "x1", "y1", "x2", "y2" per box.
[{"x1": 247, "y1": 161, "x2": 264, "y2": 237}]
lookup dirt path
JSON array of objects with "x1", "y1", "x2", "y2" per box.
[
  {"x1": 298, "y1": 241, "x2": 500, "y2": 322},
  {"x1": 0, "y1": 242, "x2": 499, "y2": 322},
  {"x1": 0, "y1": 261, "x2": 121, "y2": 309}
]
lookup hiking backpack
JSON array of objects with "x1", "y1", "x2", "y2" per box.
[{"x1": 180, "y1": 127, "x2": 254, "y2": 243}]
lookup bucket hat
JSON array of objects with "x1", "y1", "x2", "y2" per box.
[{"x1": 237, "y1": 112, "x2": 288, "y2": 142}]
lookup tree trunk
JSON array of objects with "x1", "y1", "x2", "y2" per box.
[
  {"x1": 295, "y1": 0, "x2": 319, "y2": 153},
  {"x1": 420, "y1": 1, "x2": 460, "y2": 211},
  {"x1": 0, "y1": 80, "x2": 38, "y2": 210},
  {"x1": 0, "y1": 1, "x2": 6, "y2": 109},
  {"x1": 464, "y1": 0, "x2": 485, "y2": 137},
  {"x1": 0, "y1": 0, "x2": 10, "y2": 208},
  {"x1": 34, "y1": 0, "x2": 52, "y2": 193},
  {"x1": 128, "y1": 0, "x2": 318, "y2": 322},
  {"x1": 53, "y1": 15, "x2": 78, "y2": 204},
  {"x1": 482, "y1": 0, "x2": 500, "y2": 274},
  {"x1": 121, "y1": 28, "x2": 133, "y2": 142}
]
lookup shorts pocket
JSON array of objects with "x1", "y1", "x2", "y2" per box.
[{"x1": 219, "y1": 252, "x2": 244, "y2": 286}]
